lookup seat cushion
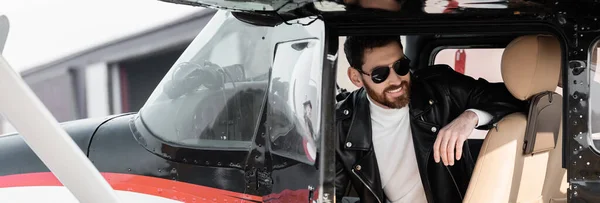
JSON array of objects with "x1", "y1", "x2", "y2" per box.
[
  {"x1": 541, "y1": 122, "x2": 567, "y2": 203},
  {"x1": 464, "y1": 113, "x2": 551, "y2": 203},
  {"x1": 465, "y1": 113, "x2": 527, "y2": 203}
]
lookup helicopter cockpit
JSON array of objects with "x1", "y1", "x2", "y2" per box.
[
  {"x1": 1, "y1": 0, "x2": 600, "y2": 203},
  {"x1": 136, "y1": 11, "x2": 325, "y2": 167}
]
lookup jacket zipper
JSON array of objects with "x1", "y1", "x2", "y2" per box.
[
  {"x1": 445, "y1": 165, "x2": 463, "y2": 200},
  {"x1": 351, "y1": 168, "x2": 383, "y2": 203}
]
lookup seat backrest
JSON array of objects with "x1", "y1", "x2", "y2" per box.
[
  {"x1": 463, "y1": 35, "x2": 562, "y2": 203},
  {"x1": 541, "y1": 120, "x2": 568, "y2": 203}
]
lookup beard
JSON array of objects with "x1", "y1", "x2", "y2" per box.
[{"x1": 365, "y1": 80, "x2": 411, "y2": 109}]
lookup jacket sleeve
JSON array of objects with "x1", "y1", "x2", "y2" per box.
[{"x1": 435, "y1": 65, "x2": 529, "y2": 130}]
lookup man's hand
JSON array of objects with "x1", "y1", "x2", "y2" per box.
[{"x1": 433, "y1": 111, "x2": 479, "y2": 166}]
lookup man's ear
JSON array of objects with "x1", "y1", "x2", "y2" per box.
[{"x1": 347, "y1": 67, "x2": 364, "y2": 88}]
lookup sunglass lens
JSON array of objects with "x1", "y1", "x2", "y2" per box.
[
  {"x1": 371, "y1": 66, "x2": 390, "y2": 84},
  {"x1": 393, "y1": 58, "x2": 410, "y2": 76}
]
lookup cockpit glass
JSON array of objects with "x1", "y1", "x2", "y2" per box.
[
  {"x1": 137, "y1": 10, "x2": 324, "y2": 165},
  {"x1": 139, "y1": 11, "x2": 272, "y2": 149},
  {"x1": 267, "y1": 38, "x2": 323, "y2": 164}
]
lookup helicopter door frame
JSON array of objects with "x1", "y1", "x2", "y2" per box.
[
  {"x1": 564, "y1": 16, "x2": 600, "y2": 202},
  {"x1": 318, "y1": 24, "x2": 338, "y2": 203}
]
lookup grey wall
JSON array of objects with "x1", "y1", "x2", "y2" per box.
[{"x1": 27, "y1": 68, "x2": 83, "y2": 122}]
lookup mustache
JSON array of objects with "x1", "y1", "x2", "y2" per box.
[{"x1": 384, "y1": 81, "x2": 409, "y2": 92}]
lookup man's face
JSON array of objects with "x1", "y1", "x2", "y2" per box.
[{"x1": 349, "y1": 41, "x2": 411, "y2": 109}]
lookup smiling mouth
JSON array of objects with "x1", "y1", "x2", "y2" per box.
[{"x1": 386, "y1": 86, "x2": 403, "y2": 93}]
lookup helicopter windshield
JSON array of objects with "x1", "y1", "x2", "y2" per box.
[{"x1": 136, "y1": 10, "x2": 324, "y2": 164}]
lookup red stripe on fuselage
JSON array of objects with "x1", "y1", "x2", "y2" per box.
[{"x1": 0, "y1": 172, "x2": 262, "y2": 202}]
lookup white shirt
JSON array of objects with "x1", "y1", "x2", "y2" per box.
[{"x1": 367, "y1": 95, "x2": 491, "y2": 203}]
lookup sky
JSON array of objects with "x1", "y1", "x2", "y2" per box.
[{"x1": 0, "y1": 0, "x2": 204, "y2": 71}]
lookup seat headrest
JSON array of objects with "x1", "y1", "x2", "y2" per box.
[{"x1": 501, "y1": 35, "x2": 562, "y2": 100}]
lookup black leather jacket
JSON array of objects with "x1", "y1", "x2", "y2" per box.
[{"x1": 334, "y1": 65, "x2": 528, "y2": 203}]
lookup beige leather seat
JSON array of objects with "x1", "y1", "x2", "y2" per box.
[{"x1": 463, "y1": 35, "x2": 567, "y2": 203}]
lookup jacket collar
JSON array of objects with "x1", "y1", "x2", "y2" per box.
[{"x1": 343, "y1": 75, "x2": 435, "y2": 151}]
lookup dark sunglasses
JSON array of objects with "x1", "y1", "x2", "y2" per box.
[{"x1": 356, "y1": 56, "x2": 411, "y2": 84}]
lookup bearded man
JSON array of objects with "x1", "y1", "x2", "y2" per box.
[{"x1": 335, "y1": 36, "x2": 527, "y2": 203}]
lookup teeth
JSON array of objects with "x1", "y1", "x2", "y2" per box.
[{"x1": 387, "y1": 86, "x2": 402, "y2": 93}]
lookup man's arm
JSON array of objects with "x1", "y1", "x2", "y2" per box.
[
  {"x1": 466, "y1": 109, "x2": 493, "y2": 127},
  {"x1": 423, "y1": 65, "x2": 528, "y2": 127},
  {"x1": 448, "y1": 70, "x2": 528, "y2": 129},
  {"x1": 431, "y1": 65, "x2": 528, "y2": 166},
  {"x1": 432, "y1": 108, "x2": 491, "y2": 166}
]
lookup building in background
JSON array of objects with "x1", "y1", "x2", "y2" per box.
[{"x1": 0, "y1": 9, "x2": 216, "y2": 134}]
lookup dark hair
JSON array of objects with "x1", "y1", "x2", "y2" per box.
[{"x1": 343, "y1": 36, "x2": 403, "y2": 71}]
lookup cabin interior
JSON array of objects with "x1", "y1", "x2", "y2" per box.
[{"x1": 333, "y1": 32, "x2": 600, "y2": 202}]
